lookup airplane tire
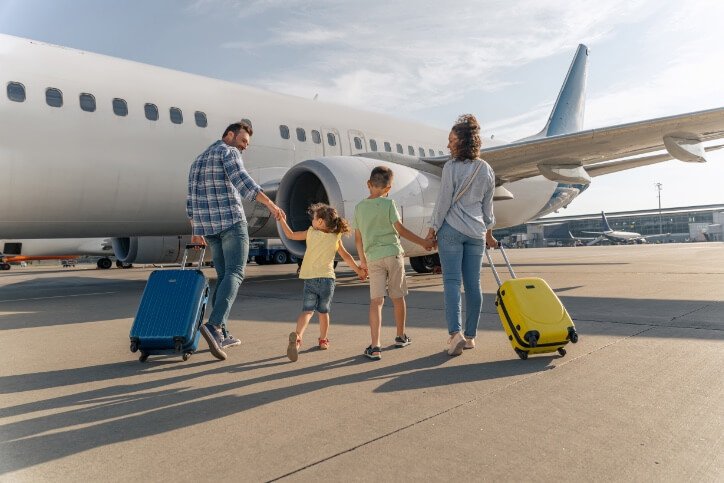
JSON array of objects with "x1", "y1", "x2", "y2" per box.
[
  {"x1": 0, "y1": 263, "x2": 10, "y2": 270},
  {"x1": 97, "y1": 258, "x2": 113, "y2": 270},
  {"x1": 410, "y1": 255, "x2": 439, "y2": 274}
]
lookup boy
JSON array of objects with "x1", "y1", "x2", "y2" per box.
[{"x1": 354, "y1": 166, "x2": 434, "y2": 360}]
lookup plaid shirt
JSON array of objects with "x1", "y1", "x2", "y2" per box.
[{"x1": 187, "y1": 140, "x2": 262, "y2": 236}]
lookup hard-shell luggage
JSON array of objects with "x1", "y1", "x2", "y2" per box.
[
  {"x1": 129, "y1": 245, "x2": 209, "y2": 362},
  {"x1": 486, "y1": 245, "x2": 578, "y2": 360}
]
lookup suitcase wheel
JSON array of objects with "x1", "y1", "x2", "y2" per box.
[
  {"x1": 130, "y1": 341, "x2": 138, "y2": 353},
  {"x1": 557, "y1": 347, "x2": 566, "y2": 357},
  {"x1": 568, "y1": 327, "x2": 579, "y2": 343},
  {"x1": 182, "y1": 352, "x2": 192, "y2": 361},
  {"x1": 174, "y1": 341, "x2": 183, "y2": 353},
  {"x1": 139, "y1": 352, "x2": 149, "y2": 363},
  {"x1": 515, "y1": 348, "x2": 528, "y2": 360}
]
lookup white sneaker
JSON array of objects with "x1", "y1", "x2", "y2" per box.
[
  {"x1": 464, "y1": 337, "x2": 475, "y2": 350},
  {"x1": 447, "y1": 332, "x2": 466, "y2": 356}
]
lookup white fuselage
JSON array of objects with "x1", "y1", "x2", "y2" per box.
[{"x1": 0, "y1": 34, "x2": 561, "y2": 240}]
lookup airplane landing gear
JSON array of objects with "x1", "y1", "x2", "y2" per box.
[
  {"x1": 116, "y1": 260, "x2": 133, "y2": 269},
  {"x1": 97, "y1": 257, "x2": 113, "y2": 270},
  {"x1": 0, "y1": 263, "x2": 10, "y2": 270}
]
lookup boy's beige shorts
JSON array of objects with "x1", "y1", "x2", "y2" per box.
[{"x1": 368, "y1": 254, "x2": 408, "y2": 299}]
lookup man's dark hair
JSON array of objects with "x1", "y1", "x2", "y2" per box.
[
  {"x1": 223, "y1": 120, "x2": 253, "y2": 138},
  {"x1": 369, "y1": 166, "x2": 394, "y2": 188}
]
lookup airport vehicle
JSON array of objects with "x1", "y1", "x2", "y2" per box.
[
  {"x1": 129, "y1": 245, "x2": 208, "y2": 362},
  {"x1": 248, "y1": 239, "x2": 298, "y2": 265},
  {"x1": 1, "y1": 35, "x2": 723, "y2": 272},
  {"x1": 487, "y1": 246, "x2": 578, "y2": 359},
  {"x1": 583, "y1": 211, "x2": 669, "y2": 245}
]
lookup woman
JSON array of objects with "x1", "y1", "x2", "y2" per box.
[{"x1": 428, "y1": 114, "x2": 497, "y2": 356}]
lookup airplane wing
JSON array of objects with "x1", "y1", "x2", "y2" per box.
[
  {"x1": 470, "y1": 107, "x2": 724, "y2": 182},
  {"x1": 585, "y1": 144, "x2": 724, "y2": 177}
]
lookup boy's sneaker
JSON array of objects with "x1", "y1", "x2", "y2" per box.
[
  {"x1": 318, "y1": 338, "x2": 330, "y2": 350},
  {"x1": 394, "y1": 334, "x2": 412, "y2": 347},
  {"x1": 287, "y1": 332, "x2": 301, "y2": 362},
  {"x1": 221, "y1": 333, "x2": 241, "y2": 349},
  {"x1": 200, "y1": 323, "x2": 227, "y2": 360},
  {"x1": 447, "y1": 332, "x2": 466, "y2": 356},
  {"x1": 364, "y1": 345, "x2": 382, "y2": 360}
]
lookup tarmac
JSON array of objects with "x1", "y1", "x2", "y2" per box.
[{"x1": 0, "y1": 243, "x2": 722, "y2": 482}]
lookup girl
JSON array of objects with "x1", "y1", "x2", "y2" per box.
[{"x1": 278, "y1": 203, "x2": 366, "y2": 362}]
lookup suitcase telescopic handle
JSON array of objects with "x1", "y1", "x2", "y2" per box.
[
  {"x1": 485, "y1": 244, "x2": 516, "y2": 287},
  {"x1": 180, "y1": 244, "x2": 206, "y2": 270}
]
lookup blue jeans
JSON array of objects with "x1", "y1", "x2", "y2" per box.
[
  {"x1": 204, "y1": 221, "x2": 249, "y2": 328},
  {"x1": 302, "y1": 278, "x2": 335, "y2": 313},
  {"x1": 437, "y1": 222, "x2": 485, "y2": 338}
]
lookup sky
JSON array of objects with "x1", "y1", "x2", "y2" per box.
[{"x1": 1, "y1": 0, "x2": 723, "y2": 216}]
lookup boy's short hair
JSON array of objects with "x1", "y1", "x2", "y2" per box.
[
  {"x1": 369, "y1": 166, "x2": 394, "y2": 188},
  {"x1": 222, "y1": 120, "x2": 253, "y2": 138}
]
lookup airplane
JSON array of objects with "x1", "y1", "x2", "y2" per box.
[
  {"x1": 1, "y1": 34, "x2": 723, "y2": 273},
  {"x1": 0, "y1": 238, "x2": 115, "y2": 269},
  {"x1": 582, "y1": 212, "x2": 669, "y2": 245}
]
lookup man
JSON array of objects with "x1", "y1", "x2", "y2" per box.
[{"x1": 187, "y1": 121, "x2": 283, "y2": 360}]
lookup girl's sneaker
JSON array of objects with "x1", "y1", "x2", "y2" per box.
[
  {"x1": 364, "y1": 345, "x2": 382, "y2": 360},
  {"x1": 287, "y1": 332, "x2": 301, "y2": 362},
  {"x1": 318, "y1": 338, "x2": 330, "y2": 350},
  {"x1": 394, "y1": 334, "x2": 412, "y2": 347},
  {"x1": 464, "y1": 337, "x2": 475, "y2": 350}
]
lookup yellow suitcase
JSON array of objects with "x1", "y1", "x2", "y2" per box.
[{"x1": 486, "y1": 246, "x2": 578, "y2": 359}]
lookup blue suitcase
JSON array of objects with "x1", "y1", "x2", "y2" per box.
[{"x1": 129, "y1": 245, "x2": 209, "y2": 362}]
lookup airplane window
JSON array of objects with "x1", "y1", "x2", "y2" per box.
[
  {"x1": 296, "y1": 127, "x2": 306, "y2": 142},
  {"x1": 113, "y1": 98, "x2": 128, "y2": 117},
  {"x1": 384, "y1": 142, "x2": 391, "y2": 152},
  {"x1": 370, "y1": 139, "x2": 378, "y2": 152},
  {"x1": 7, "y1": 82, "x2": 26, "y2": 102},
  {"x1": 45, "y1": 88, "x2": 63, "y2": 108},
  {"x1": 408, "y1": 145, "x2": 414, "y2": 155},
  {"x1": 428, "y1": 149, "x2": 435, "y2": 157},
  {"x1": 396, "y1": 143, "x2": 403, "y2": 154},
  {"x1": 144, "y1": 103, "x2": 159, "y2": 121},
  {"x1": 280, "y1": 125, "x2": 290, "y2": 139},
  {"x1": 354, "y1": 137, "x2": 363, "y2": 150},
  {"x1": 79, "y1": 93, "x2": 96, "y2": 112},
  {"x1": 418, "y1": 147, "x2": 425, "y2": 157},
  {"x1": 311, "y1": 130, "x2": 321, "y2": 144},
  {"x1": 327, "y1": 132, "x2": 336, "y2": 146},
  {"x1": 195, "y1": 111, "x2": 208, "y2": 128},
  {"x1": 170, "y1": 107, "x2": 183, "y2": 124}
]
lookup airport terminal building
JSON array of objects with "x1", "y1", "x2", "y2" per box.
[{"x1": 495, "y1": 204, "x2": 724, "y2": 247}]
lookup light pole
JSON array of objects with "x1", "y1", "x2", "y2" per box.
[{"x1": 655, "y1": 182, "x2": 663, "y2": 235}]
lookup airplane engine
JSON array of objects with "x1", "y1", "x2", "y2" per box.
[
  {"x1": 111, "y1": 235, "x2": 197, "y2": 264},
  {"x1": 276, "y1": 156, "x2": 440, "y2": 260}
]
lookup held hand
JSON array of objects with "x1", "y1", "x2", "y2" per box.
[
  {"x1": 426, "y1": 228, "x2": 436, "y2": 240},
  {"x1": 190, "y1": 235, "x2": 207, "y2": 247},
  {"x1": 422, "y1": 238, "x2": 435, "y2": 251},
  {"x1": 355, "y1": 266, "x2": 367, "y2": 281}
]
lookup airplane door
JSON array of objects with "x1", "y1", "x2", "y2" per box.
[
  {"x1": 348, "y1": 129, "x2": 367, "y2": 155},
  {"x1": 322, "y1": 128, "x2": 342, "y2": 156}
]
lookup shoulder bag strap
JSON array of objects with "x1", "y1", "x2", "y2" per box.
[{"x1": 453, "y1": 159, "x2": 483, "y2": 203}]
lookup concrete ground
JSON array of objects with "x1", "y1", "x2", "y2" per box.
[{"x1": 0, "y1": 243, "x2": 722, "y2": 482}]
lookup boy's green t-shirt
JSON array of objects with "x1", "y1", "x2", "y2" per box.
[{"x1": 353, "y1": 197, "x2": 403, "y2": 262}]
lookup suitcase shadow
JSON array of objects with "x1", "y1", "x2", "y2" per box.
[{"x1": 373, "y1": 356, "x2": 555, "y2": 393}]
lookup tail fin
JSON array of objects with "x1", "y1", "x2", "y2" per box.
[
  {"x1": 601, "y1": 211, "x2": 613, "y2": 232},
  {"x1": 541, "y1": 44, "x2": 589, "y2": 137}
]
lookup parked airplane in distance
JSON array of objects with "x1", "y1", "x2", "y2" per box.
[
  {"x1": 0, "y1": 238, "x2": 114, "y2": 270},
  {"x1": 1, "y1": 35, "x2": 723, "y2": 272},
  {"x1": 582, "y1": 212, "x2": 669, "y2": 245}
]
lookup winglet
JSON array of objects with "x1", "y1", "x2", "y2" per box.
[
  {"x1": 601, "y1": 211, "x2": 613, "y2": 232},
  {"x1": 542, "y1": 44, "x2": 589, "y2": 137}
]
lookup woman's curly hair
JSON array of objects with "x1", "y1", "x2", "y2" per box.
[{"x1": 450, "y1": 114, "x2": 482, "y2": 161}]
